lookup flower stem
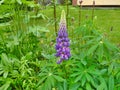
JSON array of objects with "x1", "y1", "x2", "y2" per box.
[
  {"x1": 66, "y1": 0, "x2": 69, "y2": 29},
  {"x1": 92, "y1": 0, "x2": 95, "y2": 21},
  {"x1": 53, "y1": 0, "x2": 57, "y2": 36},
  {"x1": 79, "y1": 0, "x2": 83, "y2": 26},
  {"x1": 79, "y1": 5, "x2": 82, "y2": 26}
]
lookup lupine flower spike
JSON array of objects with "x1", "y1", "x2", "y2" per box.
[{"x1": 55, "y1": 10, "x2": 71, "y2": 64}]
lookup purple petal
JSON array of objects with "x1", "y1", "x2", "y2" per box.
[
  {"x1": 64, "y1": 55, "x2": 68, "y2": 60},
  {"x1": 67, "y1": 53, "x2": 71, "y2": 58},
  {"x1": 63, "y1": 42, "x2": 70, "y2": 47},
  {"x1": 65, "y1": 47, "x2": 70, "y2": 53}
]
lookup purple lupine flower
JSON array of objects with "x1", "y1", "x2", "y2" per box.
[{"x1": 55, "y1": 10, "x2": 71, "y2": 64}]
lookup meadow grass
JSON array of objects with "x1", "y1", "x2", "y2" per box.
[{"x1": 40, "y1": 6, "x2": 120, "y2": 45}]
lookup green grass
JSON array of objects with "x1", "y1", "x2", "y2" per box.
[
  {"x1": 40, "y1": 6, "x2": 120, "y2": 45},
  {"x1": 0, "y1": 5, "x2": 119, "y2": 44}
]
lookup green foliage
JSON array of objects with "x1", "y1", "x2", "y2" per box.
[{"x1": 0, "y1": 2, "x2": 120, "y2": 90}]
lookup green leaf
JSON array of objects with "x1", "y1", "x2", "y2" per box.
[
  {"x1": 0, "y1": 0, "x2": 4, "y2": 5},
  {"x1": 48, "y1": 76, "x2": 55, "y2": 87},
  {"x1": 87, "y1": 44, "x2": 99, "y2": 56},
  {"x1": 97, "y1": 77, "x2": 107, "y2": 90},
  {"x1": 37, "y1": 76, "x2": 47, "y2": 86},
  {"x1": 116, "y1": 72, "x2": 120, "y2": 79},
  {"x1": 104, "y1": 40, "x2": 118, "y2": 51},
  {"x1": 24, "y1": 1, "x2": 36, "y2": 8},
  {"x1": 16, "y1": 0, "x2": 22, "y2": 4},
  {"x1": 81, "y1": 60, "x2": 87, "y2": 65},
  {"x1": 29, "y1": 26, "x2": 49, "y2": 37},
  {"x1": 21, "y1": 52, "x2": 33, "y2": 60},
  {"x1": 97, "y1": 43, "x2": 103, "y2": 61},
  {"x1": 109, "y1": 75, "x2": 114, "y2": 90},
  {"x1": 31, "y1": 13, "x2": 48, "y2": 19},
  {"x1": 89, "y1": 76, "x2": 98, "y2": 88},
  {"x1": 97, "y1": 83, "x2": 105, "y2": 90},
  {"x1": 69, "y1": 83, "x2": 80, "y2": 90},
  {"x1": 100, "y1": 69, "x2": 107, "y2": 75},
  {"x1": 46, "y1": 77, "x2": 51, "y2": 90},
  {"x1": 85, "y1": 73, "x2": 92, "y2": 82},
  {"x1": 0, "y1": 71, "x2": 4, "y2": 75},
  {"x1": 3, "y1": 71, "x2": 8, "y2": 78},
  {"x1": 41, "y1": 53, "x2": 55, "y2": 60},
  {"x1": 78, "y1": 87, "x2": 83, "y2": 90},
  {"x1": 75, "y1": 73, "x2": 83, "y2": 82},
  {"x1": 71, "y1": 72, "x2": 81, "y2": 77},
  {"x1": 108, "y1": 64, "x2": 113, "y2": 75},
  {"x1": 81, "y1": 75, "x2": 86, "y2": 86},
  {"x1": 39, "y1": 73, "x2": 47, "y2": 77},
  {"x1": 63, "y1": 80, "x2": 67, "y2": 90},
  {"x1": 89, "y1": 69, "x2": 100, "y2": 75},
  {"x1": 86, "y1": 83, "x2": 92, "y2": 90},
  {"x1": 0, "y1": 81, "x2": 11, "y2": 90},
  {"x1": 43, "y1": 76, "x2": 55, "y2": 90},
  {"x1": 56, "y1": 82, "x2": 63, "y2": 90},
  {"x1": 45, "y1": 78, "x2": 51, "y2": 90},
  {"x1": 53, "y1": 75, "x2": 64, "y2": 82},
  {"x1": 1, "y1": 53, "x2": 9, "y2": 65}
]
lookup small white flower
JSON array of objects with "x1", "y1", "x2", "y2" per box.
[
  {"x1": 100, "y1": 41, "x2": 103, "y2": 44},
  {"x1": 48, "y1": 73, "x2": 52, "y2": 76}
]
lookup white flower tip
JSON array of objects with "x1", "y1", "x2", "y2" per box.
[{"x1": 60, "y1": 10, "x2": 66, "y2": 24}]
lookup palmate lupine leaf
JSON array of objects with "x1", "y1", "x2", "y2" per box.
[
  {"x1": 37, "y1": 74, "x2": 64, "y2": 90},
  {"x1": 37, "y1": 66, "x2": 65, "y2": 90},
  {"x1": 71, "y1": 61, "x2": 102, "y2": 89}
]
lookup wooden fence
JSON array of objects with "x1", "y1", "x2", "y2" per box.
[{"x1": 72, "y1": 0, "x2": 120, "y2": 6}]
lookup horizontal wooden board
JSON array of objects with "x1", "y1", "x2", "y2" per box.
[{"x1": 76, "y1": 0, "x2": 120, "y2": 6}]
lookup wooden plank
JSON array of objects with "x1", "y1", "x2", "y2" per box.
[{"x1": 76, "y1": 0, "x2": 120, "y2": 6}]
